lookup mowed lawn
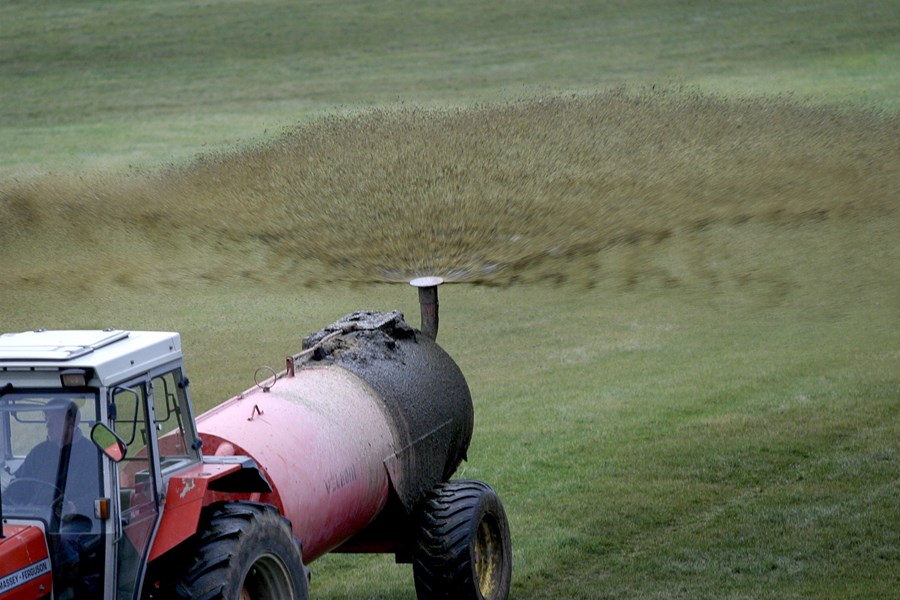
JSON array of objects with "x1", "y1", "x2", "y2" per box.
[{"x1": 2, "y1": 1, "x2": 898, "y2": 598}]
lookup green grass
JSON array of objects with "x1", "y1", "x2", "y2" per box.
[
  {"x1": 2, "y1": 0, "x2": 898, "y2": 175},
  {"x1": 2, "y1": 1, "x2": 899, "y2": 598}
]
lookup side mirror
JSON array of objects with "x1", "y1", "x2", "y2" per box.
[{"x1": 91, "y1": 423, "x2": 127, "y2": 463}]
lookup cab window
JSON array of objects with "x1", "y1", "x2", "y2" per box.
[{"x1": 150, "y1": 368, "x2": 199, "y2": 471}]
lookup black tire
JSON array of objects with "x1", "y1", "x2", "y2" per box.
[
  {"x1": 413, "y1": 480, "x2": 512, "y2": 600},
  {"x1": 172, "y1": 502, "x2": 309, "y2": 600}
]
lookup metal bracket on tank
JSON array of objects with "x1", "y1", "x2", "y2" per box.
[
  {"x1": 247, "y1": 404, "x2": 264, "y2": 421},
  {"x1": 285, "y1": 326, "x2": 349, "y2": 377}
]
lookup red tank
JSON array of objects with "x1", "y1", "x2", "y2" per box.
[{"x1": 194, "y1": 310, "x2": 474, "y2": 562}]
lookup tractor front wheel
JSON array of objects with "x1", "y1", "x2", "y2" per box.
[
  {"x1": 413, "y1": 480, "x2": 512, "y2": 600},
  {"x1": 173, "y1": 502, "x2": 309, "y2": 600}
]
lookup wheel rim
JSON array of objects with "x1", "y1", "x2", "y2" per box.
[
  {"x1": 241, "y1": 553, "x2": 295, "y2": 600},
  {"x1": 473, "y1": 514, "x2": 504, "y2": 598}
]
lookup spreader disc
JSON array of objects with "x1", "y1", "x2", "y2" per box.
[{"x1": 409, "y1": 276, "x2": 444, "y2": 288}]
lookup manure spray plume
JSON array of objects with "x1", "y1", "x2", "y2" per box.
[{"x1": 2, "y1": 89, "x2": 897, "y2": 292}]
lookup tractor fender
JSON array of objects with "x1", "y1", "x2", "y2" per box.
[
  {"x1": 148, "y1": 456, "x2": 276, "y2": 562},
  {"x1": 0, "y1": 522, "x2": 53, "y2": 600}
]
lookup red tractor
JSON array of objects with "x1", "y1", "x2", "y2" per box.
[{"x1": 0, "y1": 279, "x2": 512, "y2": 599}]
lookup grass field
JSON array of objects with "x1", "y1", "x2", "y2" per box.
[{"x1": 2, "y1": 1, "x2": 899, "y2": 598}]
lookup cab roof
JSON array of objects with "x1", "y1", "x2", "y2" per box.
[{"x1": 0, "y1": 329, "x2": 183, "y2": 386}]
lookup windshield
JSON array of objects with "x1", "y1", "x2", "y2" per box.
[{"x1": 0, "y1": 391, "x2": 102, "y2": 528}]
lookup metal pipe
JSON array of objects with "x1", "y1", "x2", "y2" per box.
[{"x1": 410, "y1": 276, "x2": 444, "y2": 340}]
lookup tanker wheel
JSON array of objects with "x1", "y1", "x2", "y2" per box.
[
  {"x1": 413, "y1": 479, "x2": 512, "y2": 600},
  {"x1": 173, "y1": 502, "x2": 309, "y2": 600}
]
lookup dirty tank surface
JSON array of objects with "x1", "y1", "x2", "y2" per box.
[
  {"x1": 302, "y1": 310, "x2": 474, "y2": 511},
  {"x1": 195, "y1": 310, "x2": 475, "y2": 561}
]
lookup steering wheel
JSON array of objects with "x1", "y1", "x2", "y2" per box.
[{"x1": 4, "y1": 477, "x2": 63, "y2": 505}]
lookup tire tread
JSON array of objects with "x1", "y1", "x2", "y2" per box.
[{"x1": 413, "y1": 479, "x2": 511, "y2": 600}]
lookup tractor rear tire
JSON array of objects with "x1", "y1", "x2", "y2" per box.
[
  {"x1": 172, "y1": 502, "x2": 309, "y2": 600},
  {"x1": 413, "y1": 480, "x2": 512, "y2": 600}
]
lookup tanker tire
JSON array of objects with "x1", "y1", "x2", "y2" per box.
[
  {"x1": 413, "y1": 480, "x2": 512, "y2": 600},
  {"x1": 172, "y1": 502, "x2": 309, "y2": 600}
]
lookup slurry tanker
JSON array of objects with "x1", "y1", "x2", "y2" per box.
[{"x1": 0, "y1": 278, "x2": 511, "y2": 600}]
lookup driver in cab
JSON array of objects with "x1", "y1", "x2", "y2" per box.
[
  {"x1": 10, "y1": 399, "x2": 101, "y2": 518},
  {"x1": 8, "y1": 399, "x2": 106, "y2": 599}
]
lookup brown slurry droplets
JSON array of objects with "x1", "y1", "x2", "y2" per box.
[{"x1": 2, "y1": 89, "x2": 898, "y2": 289}]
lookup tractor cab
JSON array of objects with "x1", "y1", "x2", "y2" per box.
[{"x1": 0, "y1": 329, "x2": 202, "y2": 600}]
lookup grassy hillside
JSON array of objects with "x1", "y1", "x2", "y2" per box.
[
  {"x1": 2, "y1": 1, "x2": 899, "y2": 598},
  {"x1": 2, "y1": 0, "x2": 898, "y2": 175}
]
